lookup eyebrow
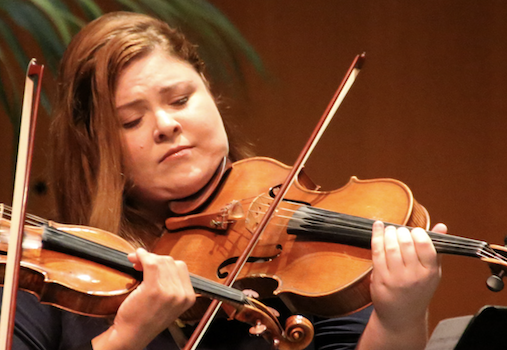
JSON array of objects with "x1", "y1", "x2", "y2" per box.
[
  {"x1": 116, "y1": 81, "x2": 192, "y2": 111},
  {"x1": 116, "y1": 99, "x2": 144, "y2": 112}
]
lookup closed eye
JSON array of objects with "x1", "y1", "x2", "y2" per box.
[
  {"x1": 171, "y1": 96, "x2": 189, "y2": 107},
  {"x1": 122, "y1": 117, "x2": 142, "y2": 129}
]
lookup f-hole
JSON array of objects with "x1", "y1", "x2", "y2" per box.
[
  {"x1": 269, "y1": 185, "x2": 311, "y2": 206},
  {"x1": 216, "y1": 245, "x2": 283, "y2": 279}
]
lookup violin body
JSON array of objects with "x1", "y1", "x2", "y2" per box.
[
  {"x1": 158, "y1": 157, "x2": 430, "y2": 318},
  {"x1": 0, "y1": 218, "x2": 138, "y2": 316}
]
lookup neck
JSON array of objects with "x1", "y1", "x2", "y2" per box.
[{"x1": 122, "y1": 199, "x2": 169, "y2": 241}]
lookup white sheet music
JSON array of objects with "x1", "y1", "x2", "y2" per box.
[{"x1": 425, "y1": 315, "x2": 473, "y2": 350}]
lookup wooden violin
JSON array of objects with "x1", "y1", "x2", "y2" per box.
[
  {"x1": 159, "y1": 156, "x2": 507, "y2": 319},
  {"x1": 0, "y1": 205, "x2": 314, "y2": 350}
]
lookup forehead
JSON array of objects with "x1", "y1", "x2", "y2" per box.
[
  {"x1": 115, "y1": 50, "x2": 200, "y2": 103},
  {"x1": 117, "y1": 49, "x2": 196, "y2": 85}
]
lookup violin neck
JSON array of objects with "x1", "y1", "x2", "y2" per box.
[
  {"x1": 41, "y1": 226, "x2": 248, "y2": 307},
  {"x1": 287, "y1": 206, "x2": 492, "y2": 260}
]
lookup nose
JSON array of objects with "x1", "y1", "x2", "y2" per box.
[{"x1": 153, "y1": 109, "x2": 181, "y2": 142}]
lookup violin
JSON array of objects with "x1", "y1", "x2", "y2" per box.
[
  {"x1": 0, "y1": 205, "x2": 314, "y2": 350},
  {"x1": 158, "y1": 156, "x2": 507, "y2": 319}
]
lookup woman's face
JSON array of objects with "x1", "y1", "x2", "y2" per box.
[{"x1": 115, "y1": 49, "x2": 229, "y2": 211}]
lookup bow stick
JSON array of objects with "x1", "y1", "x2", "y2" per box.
[
  {"x1": 0, "y1": 59, "x2": 44, "y2": 350},
  {"x1": 183, "y1": 52, "x2": 366, "y2": 350}
]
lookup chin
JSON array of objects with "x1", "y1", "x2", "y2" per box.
[{"x1": 171, "y1": 175, "x2": 210, "y2": 200}]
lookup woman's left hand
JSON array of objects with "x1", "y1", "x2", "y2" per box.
[
  {"x1": 355, "y1": 220, "x2": 447, "y2": 350},
  {"x1": 370, "y1": 221, "x2": 445, "y2": 330}
]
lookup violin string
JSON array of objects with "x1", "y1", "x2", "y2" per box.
[
  {"x1": 475, "y1": 248, "x2": 507, "y2": 264},
  {"x1": 0, "y1": 204, "x2": 286, "y2": 310},
  {"x1": 247, "y1": 197, "x2": 507, "y2": 264},
  {"x1": 1, "y1": 204, "x2": 48, "y2": 226},
  {"x1": 258, "y1": 199, "x2": 457, "y2": 245},
  {"x1": 3, "y1": 198, "x2": 507, "y2": 265},
  {"x1": 271, "y1": 209, "x2": 507, "y2": 263}
]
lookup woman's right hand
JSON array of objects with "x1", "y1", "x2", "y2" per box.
[{"x1": 92, "y1": 248, "x2": 195, "y2": 350}]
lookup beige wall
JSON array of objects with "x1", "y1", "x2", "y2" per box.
[{"x1": 2, "y1": 0, "x2": 507, "y2": 333}]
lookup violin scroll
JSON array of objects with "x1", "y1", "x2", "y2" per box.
[
  {"x1": 283, "y1": 315, "x2": 314, "y2": 348},
  {"x1": 222, "y1": 298, "x2": 314, "y2": 350}
]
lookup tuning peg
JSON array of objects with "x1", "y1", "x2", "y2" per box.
[
  {"x1": 487, "y1": 270, "x2": 505, "y2": 292},
  {"x1": 249, "y1": 320, "x2": 268, "y2": 336}
]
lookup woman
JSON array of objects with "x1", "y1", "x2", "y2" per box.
[{"x1": 7, "y1": 11, "x2": 445, "y2": 350}]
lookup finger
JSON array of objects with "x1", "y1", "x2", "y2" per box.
[
  {"x1": 394, "y1": 226, "x2": 420, "y2": 268},
  {"x1": 135, "y1": 248, "x2": 168, "y2": 286},
  {"x1": 383, "y1": 225, "x2": 405, "y2": 269},
  {"x1": 128, "y1": 248, "x2": 145, "y2": 271},
  {"x1": 431, "y1": 223, "x2": 447, "y2": 234},
  {"x1": 429, "y1": 223, "x2": 446, "y2": 264},
  {"x1": 410, "y1": 227, "x2": 438, "y2": 268},
  {"x1": 153, "y1": 257, "x2": 195, "y2": 311},
  {"x1": 174, "y1": 261, "x2": 191, "y2": 289},
  {"x1": 127, "y1": 252, "x2": 138, "y2": 263},
  {"x1": 175, "y1": 260, "x2": 196, "y2": 305},
  {"x1": 371, "y1": 221, "x2": 387, "y2": 273},
  {"x1": 154, "y1": 254, "x2": 190, "y2": 291}
]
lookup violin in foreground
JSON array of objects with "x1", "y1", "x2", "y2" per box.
[{"x1": 0, "y1": 204, "x2": 314, "y2": 350}]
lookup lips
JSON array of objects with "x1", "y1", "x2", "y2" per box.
[{"x1": 159, "y1": 145, "x2": 192, "y2": 163}]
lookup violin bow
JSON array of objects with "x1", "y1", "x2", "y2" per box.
[
  {"x1": 183, "y1": 53, "x2": 366, "y2": 350},
  {"x1": 0, "y1": 59, "x2": 44, "y2": 350}
]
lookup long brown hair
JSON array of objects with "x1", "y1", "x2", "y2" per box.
[{"x1": 50, "y1": 12, "x2": 248, "y2": 246}]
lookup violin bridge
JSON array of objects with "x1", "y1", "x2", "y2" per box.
[
  {"x1": 245, "y1": 194, "x2": 272, "y2": 233},
  {"x1": 165, "y1": 201, "x2": 244, "y2": 231}
]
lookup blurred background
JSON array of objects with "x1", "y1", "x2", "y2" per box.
[{"x1": 2, "y1": 0, "x2": 507, "y2": 333}]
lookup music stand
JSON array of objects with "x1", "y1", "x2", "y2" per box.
[
  {"x1": 454, "y1": 305, "x2": 507, "y2": 350},
  {"x1": 426, "y1": 305, "x2": 507, "y2": 350},
  {"x1": 426, "y1": 306, "x2": 507, "y2": 350}
]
